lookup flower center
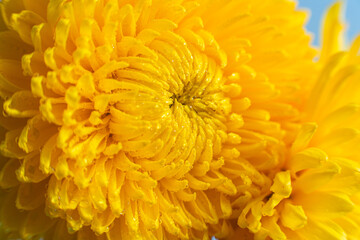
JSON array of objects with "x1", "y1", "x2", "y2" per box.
[{"x1": 170, "y1": 81, "x2": 230, "y2": 117}]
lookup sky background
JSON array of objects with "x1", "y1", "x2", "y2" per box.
[{"x1": 298, "y1": 0, "x2": 360, "y2": 46}]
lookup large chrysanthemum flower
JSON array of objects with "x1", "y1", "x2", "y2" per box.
[
  {"x1": 0, "y1": 0, "x2": 316, "y2": 239},
  {"x1": 235, "y1": 3, "x2": 360, "y2": 240}
]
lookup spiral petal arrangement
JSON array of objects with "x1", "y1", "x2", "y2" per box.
[{"x1": 0, "y1": 0, "x2": 359, "y2": 240}]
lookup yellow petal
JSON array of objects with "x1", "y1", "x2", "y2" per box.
[
  {"x1": 294, "y1": 161, "x2": 340, "y2": 194},
  {"x1": 261, "y1": 216, "x2": 287, "y2": 240},
  {"x1": 125, "y1": 199, "x2": 139, "y2": 232},
  {"x1": 319, "y1": 103, "x2": 360, "y2": 133},
  {"x1": 3, "y1": 91, "x2": 39, "y2": 118},
  {"x1": 320, "y1": 2, "x2": 345, "y2": 62},
  {"x1": 0, "y1": 190, "x2": 27, "y2": 231},
  {"x1": 50, "y1": 220, "x2": 77, "y2": 240},
  {"x1": 0, "y1": 128, "x2": 26, "y2": 158},
  {"x1": 280, "y1": 202, "x2": 307, "y2": 230},
  {"x1": 0, "y1": 158, "x2": 19, "y2": 188},
  {"x1": 0, "y1": 0, "x2": 25, "y2": 27},
  {"x1": 91, "y1": 207, "x2": 115, "y2": 235},
  {"x1": 270, "y1": 171, "x2": 292, "y2": 197},
  {"x1": 335, "y1": 216, "x2": 360, "y2": 239},
  {"x1": 20, "y1": 206, "x2": 56, "y2": 239},
  {"x1": 0, "y1": 31, "x2": 32, "y2": 59},
  {"x1": 299, "y1": 219, "x2": 346, "y2": 240},
  {"x1": 298, "y1": 191, "x2": 354, "y2": 218},
  {"x1": 306, "y1": 52, "x2": 346, "y2": 117},
  {"x1": 10, "y1": 10, "x2": 44, "y2": 45},
  {"x1": 16, "y1": 152, "x2": 48, "y2": 183},
  {"x1": 78, "y1": 200, "x2": 94, "y2": 223},
  {"x1": 0, "y1": 59, "x2": 29, "y2": 95},
  {"x1": 291, "y1": 123, "x2": 317, "y2": 153},
  {"x1": 139, "y1": 201, "x2": 160, "y2": 230},
  {"x1": 190, "y1": 191, "x2": 218, "y2": 224},
  {"x1": 289, "y1": 147, "x2": 328, "y2": 173},
  {"x1": 18, "y1": 115, "x2": 57, "y2": 153},
  {"x1": 318, "y1": 127, "x2": 360, "y2": 151},
  {"x1": 16, "y1": 181, "x2": 46, "y2": 210}
]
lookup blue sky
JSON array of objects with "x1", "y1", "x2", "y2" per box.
[{"x1": 298, "y1": 0, "x2": 360, "y2": 46}]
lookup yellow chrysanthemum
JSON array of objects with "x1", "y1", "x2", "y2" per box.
[
  {"x1": 0, "y1": 0, "x2": 316, "y2": 239},
  {"x1": 235, "y1": 3, "x2": 360, "y2": 240}
]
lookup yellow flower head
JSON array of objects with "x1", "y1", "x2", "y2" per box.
[
  {"x1": 236, "y1": 3, "x2": 360, "y2": 240},
  {"x1": 0, "y1": 0, "x2": 316, "y2": 239}
]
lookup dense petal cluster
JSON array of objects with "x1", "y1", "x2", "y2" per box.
[
  {"x1": 235, "y1": 40, "x2": 360, "y2": 239},
  {"x1": 1, "y1": 0, "x2": 358, "y2": 240},
  {"x1": 233, "y1": 4, "x2": 360, "y2": 240}
]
